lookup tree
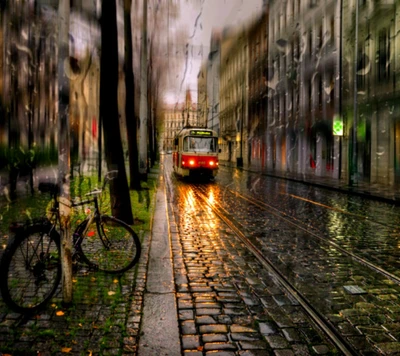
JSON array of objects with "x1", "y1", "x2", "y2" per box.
[
  {"x1": 58, "y1": 0, "x2": 73, "y2": 305},
  {"x1": 100, "y1": 0, "x2": 133, "y2": 225},
  {"x1": 124, "y1": 0, "x2": 141, "y2": 190},
  {"x1": 139, "y1": 0, "x2": 148, "y2": 177}
]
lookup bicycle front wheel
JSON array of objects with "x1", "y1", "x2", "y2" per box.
[
  {"x1": 77, "y1": 215, "x2": 141, "y2": 274},
  {"x1": 0, "y1": 223, "x2": 61, "y2": 314}
]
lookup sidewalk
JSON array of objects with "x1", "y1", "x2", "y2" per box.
[{"x1": 138, "y1": 167, "x2": 181, "y2": 355}]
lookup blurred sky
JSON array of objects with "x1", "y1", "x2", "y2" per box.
[{"x1": 164, "y1": 0, "x2": 263, "y2": 105}]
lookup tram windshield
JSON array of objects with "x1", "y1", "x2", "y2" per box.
[{"x1": 183, "y1": 136, "x2": 218, "y2": 153}]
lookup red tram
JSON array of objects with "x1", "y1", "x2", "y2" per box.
[{"x1": 172, "y1": 126, "x2": 219, "y2": 179}]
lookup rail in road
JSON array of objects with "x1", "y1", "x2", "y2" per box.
[
  {"x1": 188, "y1": 183, "x2": 357, "y2": 355},
  {"x1": 207, "y1": 184, "x2": 400, "y2": 285},
  {"x1": 199, "y1": 173, "x2": 400, "y2": 354},
  {"x1": 164, "y1": 156, "x2": 400, "y2": 355}
]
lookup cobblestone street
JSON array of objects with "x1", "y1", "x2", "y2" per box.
[
  {"x1": 3, "y1": 158, "x2": 400, "y2": 355},
  {"x1": 164, "y1": 160, "x2": 339, "y2": 355}
]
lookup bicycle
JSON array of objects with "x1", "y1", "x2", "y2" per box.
[{"x1": 0, "y1": 170, "x2": 141, "y2": 314}]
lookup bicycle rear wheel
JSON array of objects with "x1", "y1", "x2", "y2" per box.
[
  {"x1": 0, "y1": 223, "x2": 61, "y2": 314},
  {"x1": 76, "y1": 215, "x2": 141, "y2": 274}
]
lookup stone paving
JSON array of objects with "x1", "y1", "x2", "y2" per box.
[
  {"x1": 164, "y1": 167, "x2": 339, "y2": 355},
  {"x1": 0, "y1": 166, "x2": 151, "y2": 355},
  {"x1": 3, "y1": 158, "x2": 400, "y2": 355},
  {"x1": 211, "y1": 167, "x2": 400, "y2": 355},
  {"x1": 0, "y1": 230, "x2": 149, "y2": 355}
]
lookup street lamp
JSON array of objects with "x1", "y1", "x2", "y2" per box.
[{"x1": 350, "y1": 0, "x2": 359, "y2": 186}]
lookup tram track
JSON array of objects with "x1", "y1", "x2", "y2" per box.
[
  {"x1": 208, "y1": 183, "x2": 400, "y2": 286},
  {"x1": 165, "y1": 162, "x2": 400, "y2": 355},
  {"x1": 187, "y1": 183, "x2": 358, "y2": 356},
  {"x1": 165, "y1": 170, "x2": 352, "y2": 354},
  {"x1": 285, "y1": 193, "x2": 398, "y2": 230},
  {"x1": 218, "y1": 166, "x2": 400, "y2": 231}
]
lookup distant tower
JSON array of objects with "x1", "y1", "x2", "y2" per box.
[
  {"x1": 185, "y1": 88, "x2": 192, "y2": 126},
  {"x1": 185, "y1": 87, "x2": 192, "y2": 110}
]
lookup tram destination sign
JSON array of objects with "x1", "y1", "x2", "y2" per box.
[{"x1": 190, "y1": 130, "x2": 213, "y2": 136}]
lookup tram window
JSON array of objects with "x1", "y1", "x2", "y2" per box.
[
  {"x1": 183, "y1": 136, "x2": 218, "y2": 152},
  {"x1": 183, "y1": 137, "x2": 189, "y2": 151}
]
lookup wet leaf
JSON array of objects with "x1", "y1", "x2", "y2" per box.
[
  {"x1": 61, "y1": 347, "x2": 72, "y2": 353},
  {"x1": 108, "y1": 291, "x2": 116, "y2": 296},
  {"x1": 56, "y1": 310, "x2": 65, "y2": 316},
  {"x1": 113, "y1": 279, "x2": 119, "y2": 284}
]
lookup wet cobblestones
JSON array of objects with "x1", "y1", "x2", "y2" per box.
[
  {"x1": 188, "y1": 167, "x2": 400, "y2": 355},
  {"x1": 166, "y1": 169, "x2": 339, "y2": 354},
  {"x1": 0, "y1": 229, "x2": 150, "y2": 355}
]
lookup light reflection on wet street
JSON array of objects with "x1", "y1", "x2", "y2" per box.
[{"x1": 164, "y1": 155, "x2": 400, "y2": 354}]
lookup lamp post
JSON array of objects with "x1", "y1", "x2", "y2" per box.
[{"x1": 349, "y1": 0, "x2": 359, "y2": 186}]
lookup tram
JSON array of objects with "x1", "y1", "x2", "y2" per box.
[{"x1": 172, "y1": 126, "x2": 219, "y2": 179}]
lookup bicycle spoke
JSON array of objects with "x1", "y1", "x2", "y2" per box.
[
  {"x1": 0, "y1": 224, "x2": 62, "y2": 313},
  {"x1": 78, "y1": 216, "x2": 141, "y2": 273}
]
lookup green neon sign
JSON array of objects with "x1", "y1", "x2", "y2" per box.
[{"x1": 333, "y1": 116, "x2": 343, "y2": 136}]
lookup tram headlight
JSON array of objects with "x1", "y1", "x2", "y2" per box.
[
  {"x1": 209, "y1": 160, "x2": 215, "y2": 166},
  {"x1": 189, "y1": 160, "x2": 195, "y2": 166}
]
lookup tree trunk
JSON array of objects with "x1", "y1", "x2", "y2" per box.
[
  {"x1": 100, "y1": 0, "x2": 133, "y2": 224},
  {"x1": 139, "y1": 0, "x2": 148, "y2": 177},
  {"x1": 124, "y1": 0, "x2": 141, "y2": 190},
  {"x1": 57, "y1": 0, "x2": 73, "y2": 305}
]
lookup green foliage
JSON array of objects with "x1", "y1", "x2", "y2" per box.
[
  {"x1": 3, "y1": 146, "x2": 36, "y2": 173},
  {"x1": 0, "y1": 170, "x2": 158, "y2": 249},
  {"x1": 0, "y1": 144, "x2": 58, "y2": 171},
  {"x1": 0, "y1": 170, "x2": 158, "y2": 355}
]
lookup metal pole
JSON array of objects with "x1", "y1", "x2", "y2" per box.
[
  {"x1": 350, "y1": 0, "x2": 359, "y2": 186},
  {"x1": 339, "y1": 0, "x2": 343, "y2": 180}
]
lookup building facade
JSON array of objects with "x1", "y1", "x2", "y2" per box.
[
  {"x1": 161, "y1": 89, "x2": 199, "y2": 152},
  {"x1": 206, "y1": 30, "x2": 221, "y2": 135},
  {"x1": 342, "y1": 0, "x2": 400, "y2": 187},
  {"x1": 219, "y1": 26, "x2": 249, "y2": 165},
  {"x1": 265, "y1": 0, "x2": 340, "y2": 179},
  {"x1": 247, "y1": 8, "x2": 268, "y2": 170}
]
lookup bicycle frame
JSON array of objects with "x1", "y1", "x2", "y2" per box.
[
  {"x1": 0, "y1": 170, "x2": 140, "y2": 314},
  {"x1": 38, "y1": 170, "x2": 119, "y2": 254}
]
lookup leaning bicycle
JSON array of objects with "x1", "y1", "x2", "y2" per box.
[{"x1": 0, "y1": 170, "x2": 141, "y2": 314}]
